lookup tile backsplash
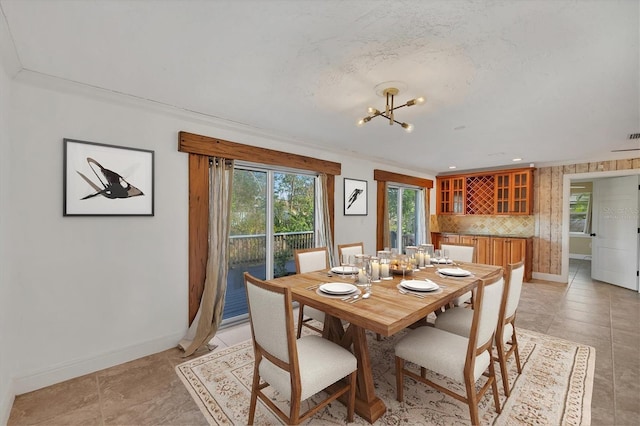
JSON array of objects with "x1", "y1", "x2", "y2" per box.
[{"x1": 430, "y1": 215, "x2": 535, "y2": 237}]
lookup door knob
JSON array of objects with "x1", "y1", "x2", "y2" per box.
[{"x1": 590, "y1": 233, "x2": 596, "y2": 237}]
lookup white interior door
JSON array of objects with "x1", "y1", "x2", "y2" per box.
[{"x1": 591, "y1": 175, "x2": 639, "y2": 290}]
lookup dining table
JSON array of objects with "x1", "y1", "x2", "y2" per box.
[{"x1": 268, "y1": 261, "x2": 503, "y2": 423}]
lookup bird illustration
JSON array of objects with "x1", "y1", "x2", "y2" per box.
[
  {"x1": 76, "y1": 157, "x2": 144, "y2": 200},
  {"x1": 347, "y1": 188, "x2": 363, "y2": 209}
]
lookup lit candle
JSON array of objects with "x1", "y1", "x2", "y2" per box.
[
  {"x1": 425, "y1": 254, "x2": 431, "y2": 265},
  {"x1": 418, "y1": 252, "x2": 425, "y2": 268},
  {"x1": 381, "y1": 263, "x2": 390, "y2": 278},
  {"x1": 371, "y1": 262, "x2": 380, "y2": 280},
  {"x1": 358, "y1": 268, "x2": 368, "y2": 284}
]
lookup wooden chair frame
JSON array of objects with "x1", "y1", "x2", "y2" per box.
[
  {"x1": 294, "y1": 247, "x2": 330, "y2": 338},
  {"x1": 337, "y1": 242, "x2": 364, "y2": 261},
  {"x1": 495, "y1": 259, "x2": 525, "y2": 397},
  {"x1": 396, "y1": 269, "x2": 503, "y2": 425},
  {"x1": 244, "y1": 273, "x2": 357, "y2": 425}
]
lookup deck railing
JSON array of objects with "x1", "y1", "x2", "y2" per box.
[{"x1": 228, "y1": 231, "x2": 314, "y2": 267}]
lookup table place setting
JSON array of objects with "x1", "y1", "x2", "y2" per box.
[
  {"x1": 314, "y1": 282, "x2": 363, "y2": 299},
  {"x1": 397, "y1": 278, "x2": 442, "y2": 297}
]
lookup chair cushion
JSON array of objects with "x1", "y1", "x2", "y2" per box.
[
  {"x1": 303, "y1": 306, "x2": 326, "y2": 323},
  {"x1": 451, "y1": 291, "x2": 472, "y2": 306},
  {"x1": 395, "y1": 327, "x2": 490, "y2": 384},
  {"x1": 500, "y1": 323, "x2": 514, "y2": 345},
  {"x1": 259, "y1": 335, "x2": 357, "y2": 401},
  {"x1": 434, "y1": 306, "x2": 472, "y2": 337}
]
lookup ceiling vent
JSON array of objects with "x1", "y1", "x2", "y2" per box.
[{"x1": 628, "y1": 133, "x2": 640, "y2": 139}]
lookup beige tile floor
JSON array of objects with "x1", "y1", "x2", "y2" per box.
[{"x1": 8, "y1": 259, "x2": 640, "y2": 425}]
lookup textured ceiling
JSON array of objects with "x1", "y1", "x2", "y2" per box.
[{"x1": 1, "y1": 0, "x2": 638, "y2": 174}]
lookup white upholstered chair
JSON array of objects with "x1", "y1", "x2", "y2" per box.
[
  {"x1": 337, "y1": 242, "x2": 364, "y2": 262},
  {"x1": 441, "y1": 243, "x2": 475, "y2": 307},
  {"x1": 244, "y1": 272, "x2": 357, "y2": 425},
  {"x1": 434, "y1": 260, "x2": 525, "y2": 397},
  {"x1": 294, "y1": 247, "x2": 330, "y2": 338},
  {"x1": 395, "y1": 270, "x2": 504, "y2": 425}
]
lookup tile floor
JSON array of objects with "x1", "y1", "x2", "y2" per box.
[{"x1": 7, "y1": 259, "x2": 640, "y2": 425}]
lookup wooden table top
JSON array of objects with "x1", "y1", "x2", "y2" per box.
[{"x1": 272, "y1": 262, "x2": 502, "y2": 337}]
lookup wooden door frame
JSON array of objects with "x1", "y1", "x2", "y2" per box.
[{"x1": 179, "y1": 131, "x2": 341, "y2": 323}]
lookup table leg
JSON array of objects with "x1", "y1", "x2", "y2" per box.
[{"x1": 324, "y1": 317, "x2": 386, "y2": 423}]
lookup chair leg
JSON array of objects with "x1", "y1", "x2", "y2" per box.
[
  {"x1": 512, "y1": 327, "x2": 522, "y2": 374},
  {"x1": 464, "y1": 374, "x2": 480, "y2": 426},
  {"x1": 347, "y1": 370, "x2": 357, "y2": 422},
  {"x1": 395, "y1": 356, "x2": 405, "y2": 402},
  {"x1": 496, "y1": 340, "x2": 511, "y2": 397},
  {"x1": 296, "y1": 305, "x2": 305, "y2": 339},
  {"x1": 488, "y1": 351, "x2": 502, "y2": 414},
  {"x1": 248, "y1": 363, "x2": 261, "y2": 425}
]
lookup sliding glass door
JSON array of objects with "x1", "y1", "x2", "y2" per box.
[
  {"x1": 388, "y1": 185, "x2": 423, "y2": 253},
  {"x1": 223, "y1": 165, "x2": 317, "y2": 322}
]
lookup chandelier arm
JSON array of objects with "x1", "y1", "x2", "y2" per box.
[{"x1": 379, "y1": 113, "x2": 405, "y2": 126}]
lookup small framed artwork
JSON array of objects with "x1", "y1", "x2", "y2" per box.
[
  {"x1": 344, "y1": 178, "x2": 368, "y2": 216},
  {"x1": 63, "y1": 138, "x2": 154, "y2": 216}
]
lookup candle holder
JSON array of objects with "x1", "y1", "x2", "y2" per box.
[{"x1": 377, "y1": 250, "x2": 392, "y2": 280}]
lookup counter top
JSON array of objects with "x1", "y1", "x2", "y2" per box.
[{"x1": 433, "y1": 232, "x2": 534, "y2": 239}]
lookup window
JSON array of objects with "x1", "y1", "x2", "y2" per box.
[
  {"x1": 388, "y1": 185, "x2": 423, "y2": 252},
  {"x1": 223, "y1": 165, "x2": 318, "y2": 321},
  {"x1": 569, "y1": 192, "x2": 591, "y2": 234}
]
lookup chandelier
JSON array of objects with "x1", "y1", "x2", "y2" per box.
[{"x1": 357, "y1": 87, "x2": 425, "y2": 133}]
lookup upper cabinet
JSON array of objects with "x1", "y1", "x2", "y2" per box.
[
  {"x1": 436, "y1": 168, "x2": 534, "y2": 215},
  {"x1": 495, "y1": 170, "x2": 533, "y2": 215},
  {"x1": 437, "y1": 177, "x2": 465, "y2": 214}
]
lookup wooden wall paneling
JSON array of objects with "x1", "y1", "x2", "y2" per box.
[
  {"x1": 575, "y1": 162, "x2": 589, "y2": 173},
  {"x1": 532, "y1": 169, "x2": 541, "y2": 275},
  {"x1": 536, "y1": 167, "x2": 552, "y2": 274},
  {"x1": 563, "y1": 164, "x2": 576, "y2": 174},
  {"x1": 616, "y1": 159, "x2": 633, "y2": 170},
  {"x1": 549, "y1": 166, "x2": 562, "y2": 274},
  {"x1": 588, "y1": 162, "x2": 600, "y2": 172},
  {"x1": 632, "y1": 158, "x2": 640, "y2": 169},
  {"x1": 188, "y1": 154, "x2": 210, "y2": 324},
  {"x1": 603, "y1": 160, "x2": 617, "y2": 171}
]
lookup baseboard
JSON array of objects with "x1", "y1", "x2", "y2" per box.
[
  {"x1": 532, "y1": 272, "x2": 566, "y2": 283},
  {"x1": 569, "y1": 253, "x2": 592, "y2": 260},
  {"x1": 0, "y1": 377, "x2": 15, "y2": 426},
  {"x1": 12, "y1": 331, "x2": 184, "y2": 395}
]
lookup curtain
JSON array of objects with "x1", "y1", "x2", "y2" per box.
[
  {"x1": 417, "y1": 188, "x2": 427, "y2": 245},
  {"x1": 315, "y1": 174, "x2": 336, "y2": 266},
  {"x1": 424, "y1": 187, "x2": 431, "y2": 243},
  {"x1": 179, "y1": 157, "x2": 234, "y2": 356},
  {"x1": 382, "y1": 182, "x2": 391, "y2": 249}
]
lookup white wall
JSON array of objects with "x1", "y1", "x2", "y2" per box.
[
  {"x1": 4, "y1": 73, "x2": 435, "y2": 404},
  {"x1": 0, "y1": 42, "x2": 15, "y2": 426}
]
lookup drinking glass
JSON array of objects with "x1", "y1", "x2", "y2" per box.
[
  {"x1": 398, "y1": 254, "x2": 409, "y2": 282},
  {"x1": 443, "y1": 249, "x2": 450, "y2": 265},
  {"x1": 433, "y1": 249, "x2": 442, "y2": 265},
  {"x1": 364, "y1": 259, "x2": 373, "y2": 294}
]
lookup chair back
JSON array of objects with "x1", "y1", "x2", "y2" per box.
[
  {"x1": 503, "y1": 260, "x2": 525, "y2": 320},
  {"x1": 469, "y1": 270, "x2": 505, "y2": 352},
  {"x1": 441, "y1": 243, "x2": 475, "y2": 263},
  {"x1": 337, "y1": 242, "x2": 364, "y2": 260},
  {"x1": 295, "y1": 247, "x2": 330, "y2": 274},
  {"x1": 244, "y1": 272, "x2": 295, "y2": 365}
]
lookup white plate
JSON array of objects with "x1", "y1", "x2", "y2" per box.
[
  {"x1": 319, "y1": 282, "x2": 358, "y2": 295},
  {"x1": 400, "y1": 279, "x2": 440, "y2": 292},
  {"x1": 431, "y1": 259, "x2": 453, "y2": 264},
  {"x1": 331, "y1": 266, "x2": 359, "y2": 275},
  {"x1": 438, "y1": 268, "x2": 472, "y2": 277}
]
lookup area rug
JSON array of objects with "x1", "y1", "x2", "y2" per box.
[{"x1": 175, "y1": 327, "x2": 595, "y2": 425}]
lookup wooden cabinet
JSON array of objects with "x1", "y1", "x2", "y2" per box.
[
  {"x1": 495, "y1": 170, "x2": 533, "y2": 215},
  {"x1": 433, "y1": 233, "x2": 532, "y2": 281},
  {"x1": 436, "y1": 177, "x2": 465, "y2": 214},
  {"x1": 460, "y1": 235, "x2": 491, "y2": 264},
  {"x1": 436, "y1": 168, "x2": 534, "y2": 215}
]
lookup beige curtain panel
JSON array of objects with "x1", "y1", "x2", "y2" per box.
[{"x1": 179, "y1": 157, "x2": 234, "y2": 356}]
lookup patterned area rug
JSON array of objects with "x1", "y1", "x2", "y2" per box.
[{"x1": 176, "y1": 327, "x2": 594, "y2": 425}]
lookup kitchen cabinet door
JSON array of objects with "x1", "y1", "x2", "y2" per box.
[
  {"x1": 436, "y1": 177, "x2": 465, "y2": 214},
  {"x1": 494, "y1": 170, "x2": 533, "y2": 215}
]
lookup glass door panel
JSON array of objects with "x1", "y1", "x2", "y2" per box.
[{"x1": 224, "y1": 169, "x2": 267, "y2": 320}]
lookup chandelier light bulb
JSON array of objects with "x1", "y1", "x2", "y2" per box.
[{"x1": 356, "y1": 85, "x2": 425, "y2": 132}]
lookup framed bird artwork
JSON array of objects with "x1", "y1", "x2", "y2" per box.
[
  {"x1": 63, "y1": 138, "x2": 154, "y2": 216},
  {"x1": 343, "y1": 177, "x2": 367, "y2": 216}
]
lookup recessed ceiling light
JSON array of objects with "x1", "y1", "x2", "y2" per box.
[
  {"x1": 512, "y1": 158, "x2": 522, "y2": 162},
  {"x1": 449, "y1": 166, "x2": 457, "y2": 169}
]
